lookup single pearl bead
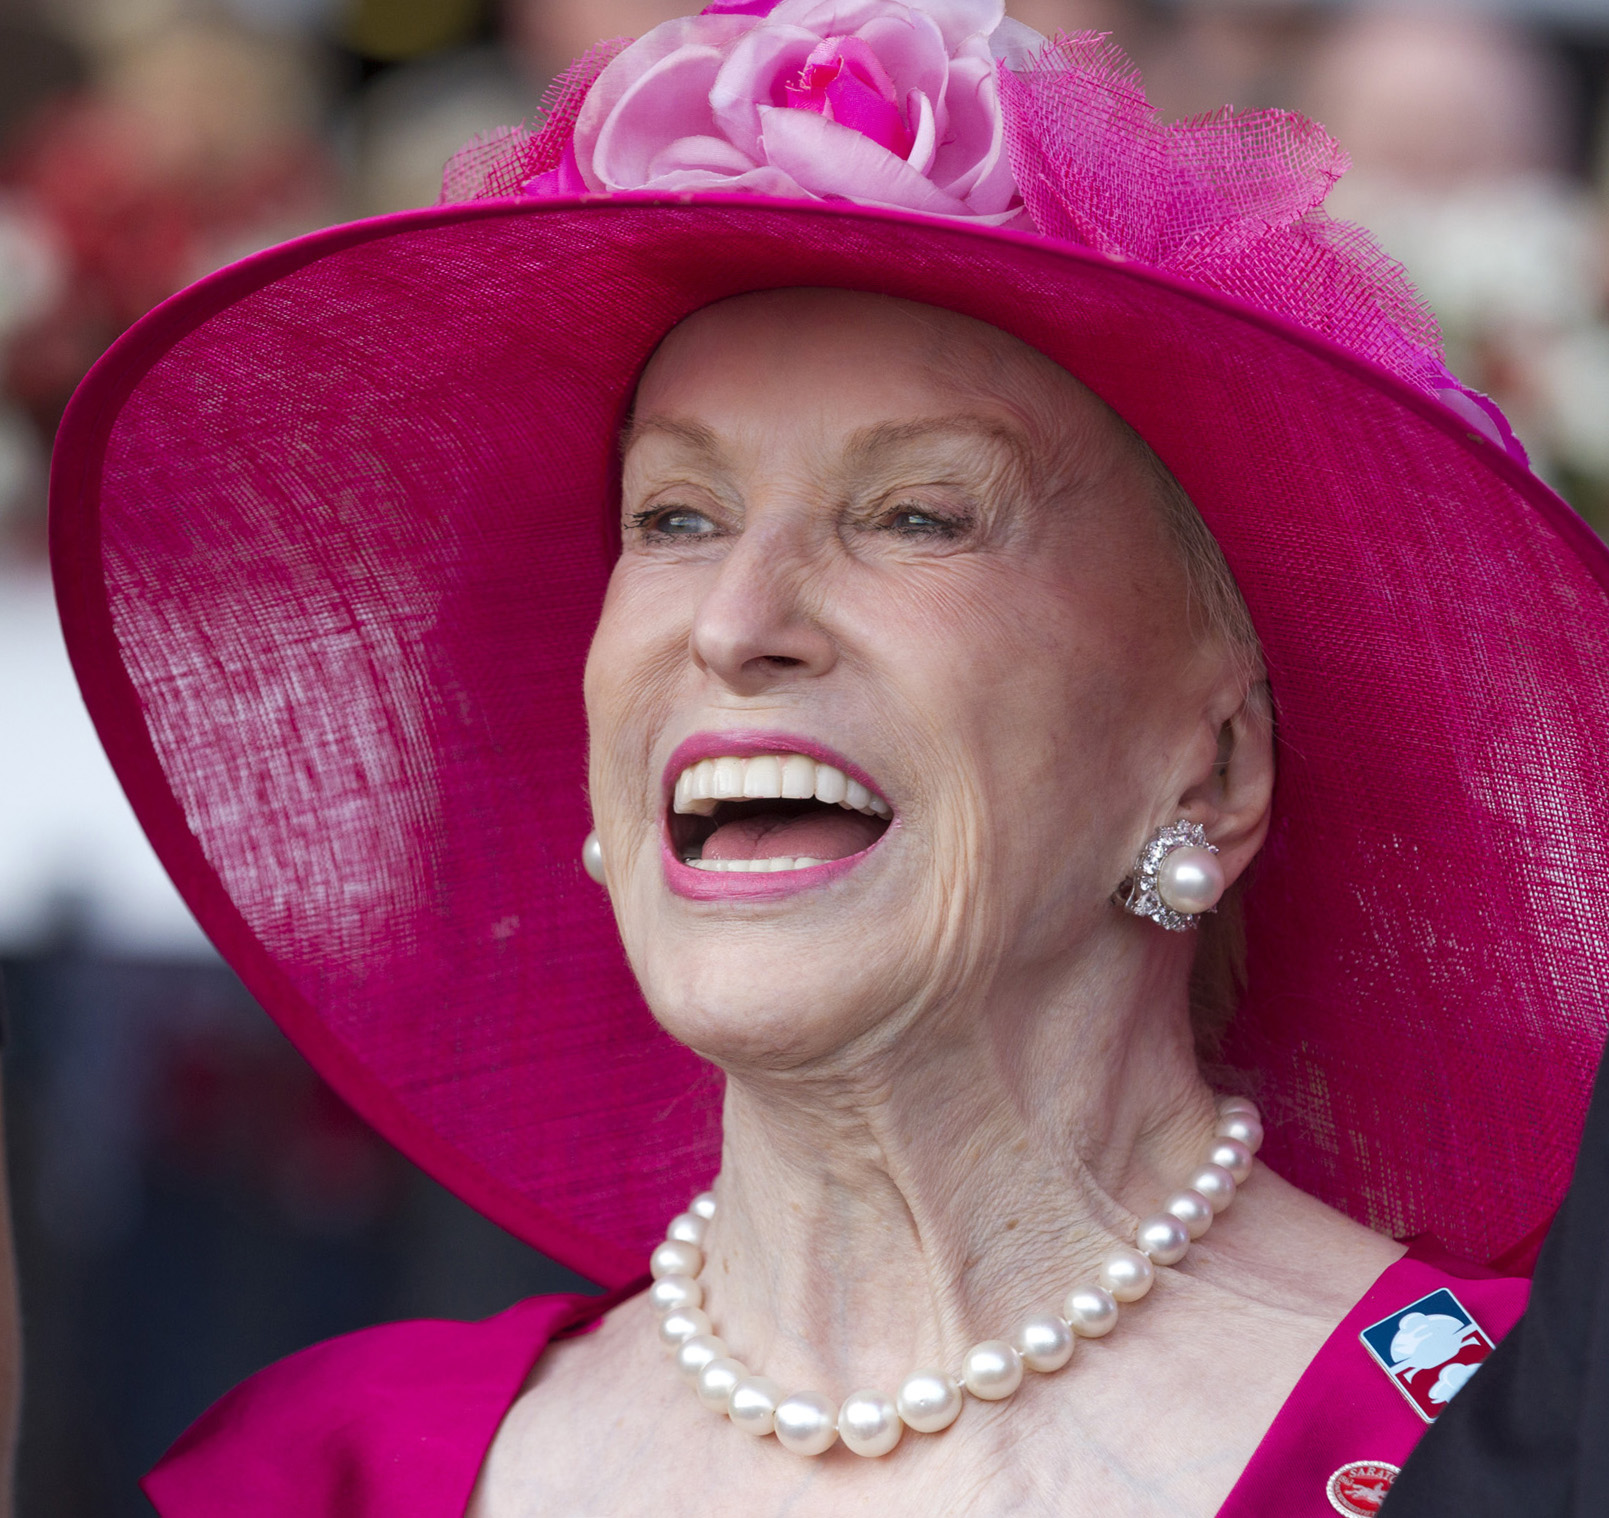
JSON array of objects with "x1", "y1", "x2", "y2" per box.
[
  {"x1": 1163, "y1": 1188, "x2": 1215, "y2": 1240},
  {"x1": 648, "y1": 1275, "x2": 702, "y2": 1316},
  {"x1": 1136, "y1": 1213, "x2": 1191, "y2": 1266},
  {"x1": 696, "y1": 1356, "x2": 748, "y2": 1413},
  {"x1": 896, "y1": 1369, "x2": 963, "y2": 1432},
  {"x1": 774, "y1": 1390, "x2": 839, "y2": 1456},
  {"x1": 666, "y1": 1211, "x2": 709, "y2": 1247},
  {"x1": 839, "y1": 1390, "x2": 902, "y2": 1457},
  {"x1": 1216, "y1": 1095, "x2": 1260, "y2": 1121},
  {"x1": 961, "y1": 1340, "x2": 1024, "y2": 1400},
  {"x1": 582, "y1": 830, "x2": 606, "y2": 884},
  {"x1": 1155, "y1": 845, "x2": 1224, "y2": 915},
  {"x1": 650, "y1": 1239, "x2": 702, "y2": 1280},
  {"x1": 1011, "y1": 1314, "x2": 1075, "y2": 1373},
  {"x1": 1216, "y1": 1113, "x2": 1264, "y2": 1154},
  {"x1": 728, "y1": 1375, "x2": 784, "y2": 1436},
  {"x1": 1189, "y1": 1162, "x2": 1237, "y2": 1213},
  {"x1": 1208, "y1": 1137, "x2": 1254, "y2": 1185},
  {"x1": 1063, "y1": 1284, "x2": 1119, "y2": 1338},
  {"x1": 674, "y1": 1332, "x2": 727, "y2": 1381},
  {"x1": 689, "y1": 1190, "x2": 718, "y2": 1221},
  {"x1": 1099, "y1": 1246, "x2": 1155, "y2": 1303},
  {"x1": 657, "y1": 1306, "x2": 712, "y2": 1348}
]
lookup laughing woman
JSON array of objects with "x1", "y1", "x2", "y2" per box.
[{"x1": 48, "y1": 4, "x2": 1609, "y2": 1516}]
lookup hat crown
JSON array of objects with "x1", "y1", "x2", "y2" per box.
[{"x1": 440, "y1": 0, "x2": 1522, "y2": 456}]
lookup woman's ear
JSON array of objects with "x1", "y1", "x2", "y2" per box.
[{"x1": 1178, "y1": 683, "x2": 1275, "y2": 890}]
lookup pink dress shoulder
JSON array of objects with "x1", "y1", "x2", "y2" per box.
[{"x1": 143, "y1": 1246, "x2": 1527, "y2": 1518}]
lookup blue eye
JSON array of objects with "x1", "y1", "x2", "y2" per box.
[
  {"x1": 632, "y1": 506, "x2": 717, "y2": 536},
  {"x1": 885, "y1": 508, "x2": 958, "y2": 536}
]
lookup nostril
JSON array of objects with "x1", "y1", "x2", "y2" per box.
[{"x1": 756, "y1": 656, "x2": 805, "y2": 670}]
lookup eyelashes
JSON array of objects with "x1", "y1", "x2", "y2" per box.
[
  {"x1": 627, "y1": 505, "x2": 719, "y2": 539},
  {"x1": 878, "y1": 505, "x2": 973, "y2": 538},
  {"x1": 622, "y1": 497, "x2": 981, "y2": 545}
]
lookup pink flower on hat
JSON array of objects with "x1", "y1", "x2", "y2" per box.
[{"x1": 559, "y1": 0, "x2": 1036, "y2": 222}]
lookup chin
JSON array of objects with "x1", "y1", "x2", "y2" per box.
[{"x1": 627, "y1": 929, "x2": 910, "y2": 1072}]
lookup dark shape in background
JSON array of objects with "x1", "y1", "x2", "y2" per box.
[{"x1": 3, "y1": 941, "x2": 591, "y2": 1517}]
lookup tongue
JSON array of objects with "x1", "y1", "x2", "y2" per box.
[{"x1": 702, "y1": 808, "x2": 884, "y2": 862}]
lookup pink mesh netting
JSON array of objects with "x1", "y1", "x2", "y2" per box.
[
  {"x1": 439, "y1": 39, "x2": 627, "y2": 204},
  {"x1": 51, "y1": 197, "x2": 1609, "y2": 1287},
  {"x1": 998, "y1": 35, "x2": 1445, "y2": 392}
]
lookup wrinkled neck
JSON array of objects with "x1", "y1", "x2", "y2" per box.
[{"x1": 690, "y1": 931, "x2": 1219, "y2": 1393}]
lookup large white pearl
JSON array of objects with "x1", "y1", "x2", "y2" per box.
[
  {"x1": 648, "y1": 1275, "x2": 702, "y2": 1316},
  {"x1": 1217, "y1": 1095, "x2": 1259, "y2": 1121},
  {"x1": 1163, "y1": 1188, "x2": 1215, "y2": 1239},
  {"x1": 774, "y1": 1390, "x2": 839, "y2": 1456},
  {"x1": 1099, "y1": 1247, "x2": 1155, "y2": 1302},
  {"x1": 582, "y1": 830, "x2": 606, "y2": 884},
  {"x1": 1155, "y1": 845, "x2": 1224, "y2": 915},
  {"x1": 1063, "y1": 1285, "x2": 1119, "y2": 1338},
  {"x1": 666, "y1": 1211, "x2": 709, "y2": 1247},
  {"x1": 1208, "y1": 1137, "x2": 1254, "y2": 1185},
  {"x1": 961, "y1": 1341, "x2": 1024, "y2": 1400},
  {"x1": 896, "y1": 1369, "x2": 963, "y2": 1433},
  {"x1": 728, "y1": 1375, "x2": 784, "y2": 1436},
  {"x1": 839, "y1": 1390, "x2": 902, "y2": 1456},
  {"x1": 1136, "y1": 1213, "x2": 1191, "y2": 1266},
  {"x1": 657, "y1": 1306, "x2": 712, "y2": 1348},
  {"x1": 650, "y1": 1239, "x2": 702, "y2": 1280},
  {"x1": 697, "y1": 1356, "x2": 748, "y2": 1413},
  {"x1": 674, "y1": 1332, "x2": 727, "y2": 1381},
  {"x1": 1216, "y1": 1113, "x2": 1264, "y2": 1154},
  {"x1": 1189, "y1": 1162, "x2": 1237, "y2": 1213},
  {"x1": 1011, "y1": 1314, "x2": 1075, "y2": 1373},
  {"x1": 689, "y1": 1190, "x2": 718, "y2": 1221}
]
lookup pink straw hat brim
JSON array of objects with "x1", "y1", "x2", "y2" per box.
[{"x1": 51, "y1": 193, "x2": 1609, "y2": 1284}]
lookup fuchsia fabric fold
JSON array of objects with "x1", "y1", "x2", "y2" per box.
[
  {"x1": 1219, "y1": 1243, "x2": 1528, "y2": 1515},
  {"x1": 140, "y1": 1247, "x2": 1526, "y2": 1517}
]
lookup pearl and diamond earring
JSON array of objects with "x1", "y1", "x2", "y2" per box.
[
  {"x1": 1119, "y1": 819, "x2": 1225, "y2": 931},
  {"x1": 582, "y1": 830, "x2": 606, "y2": 884}
]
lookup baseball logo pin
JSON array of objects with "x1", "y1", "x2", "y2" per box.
[{"x1": 1359, "y1": 1288, "x2": 1494, "y2": 1422}]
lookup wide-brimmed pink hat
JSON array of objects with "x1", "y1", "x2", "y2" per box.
[{"x1": 50, "y1": 4, "x2": 1609, "y2": 1288}]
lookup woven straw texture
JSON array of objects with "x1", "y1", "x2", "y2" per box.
[{"x1": 51, "y1": 197, "x2": 1609, "y2": 1287}]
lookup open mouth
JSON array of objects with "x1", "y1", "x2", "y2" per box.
[{"x1": 669, "y1": 754, "x2": 893, "y2": 873}]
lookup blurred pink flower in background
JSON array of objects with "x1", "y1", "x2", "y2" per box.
[{"x1": 566, "y1": 0, "x2": 1042, "y2": 220}]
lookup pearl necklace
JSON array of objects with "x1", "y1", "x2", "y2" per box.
[{"x1": 646, "y1": 1095, "x2": 1263, "y2": 1457}]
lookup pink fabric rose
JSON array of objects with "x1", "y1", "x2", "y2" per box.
[{"x1": 565, "y1": 0, "x2": 1039, "y2": 222}]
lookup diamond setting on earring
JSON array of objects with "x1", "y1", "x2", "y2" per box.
[{"x1": 1119, "y1": 820, "x2": 1219, "y2": 932}]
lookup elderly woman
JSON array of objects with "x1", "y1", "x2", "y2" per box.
[{"x1": 48, "y1": 4, "x2": 1608, "y2": 1516}]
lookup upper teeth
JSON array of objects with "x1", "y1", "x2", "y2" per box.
[{"x1": 672, "y1": 755, "x2": 892, "y2": 818}]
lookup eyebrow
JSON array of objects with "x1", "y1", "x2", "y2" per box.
[
  {"x1": 618, "y1": 414, "x2": 721, "y2": 460},
  {"x1": 619, "y1": 412, "x2": 1032, "y2": 468},
  {"x1": 842, "y1": 415, "x2": 1033, "y2": 469}
]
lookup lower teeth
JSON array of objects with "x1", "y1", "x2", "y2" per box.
[{"x1": 684, "y1": 857, "x2": 827, "y2": 873}]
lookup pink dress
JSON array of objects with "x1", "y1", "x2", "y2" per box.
[{"x1": 143, "y1": 1242, "x2": 1526, "y2": 1518}]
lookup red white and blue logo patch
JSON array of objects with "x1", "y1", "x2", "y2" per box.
[{"x1": 1359, "y1": 1288, "x2": 1494, "y2": 1422}]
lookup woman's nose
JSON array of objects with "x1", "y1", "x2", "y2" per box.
[{"x1": 689, "y1": 527, "x2": 838, "y2": 694}]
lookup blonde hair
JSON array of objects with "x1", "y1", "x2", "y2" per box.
[{"x1": 1136, "y1": 443, "x2": 1271, "y2": 1057}]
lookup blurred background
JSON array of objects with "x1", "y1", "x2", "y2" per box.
[{"x1": 1, "y1": 0, "x2": 1606, "y2": 1510}]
